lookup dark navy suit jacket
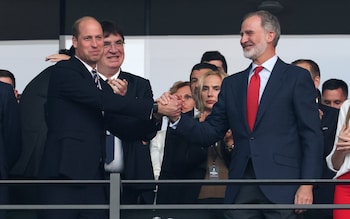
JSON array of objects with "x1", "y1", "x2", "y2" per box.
[
  {"x1": 11, "y1": 66, "x2": 54, "y2": 178},
  {"x1": 104, "y1": 71, "x2": 159, "y2": 204},
  {"x1": 314, "y1": 103, "x2": 338, "y2": 217},
  {"x1": 39, "y1": 57, "x2": 153, "y2": 180},
  {"x1": 175, "y1": 58, "x2": 324, "y2": 204},
  {"x1": 0, "y1": 82, "x2": 21, "y2": 179}
]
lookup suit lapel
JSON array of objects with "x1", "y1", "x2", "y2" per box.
[
  {"x1": 254, "y1": 58, "x2": 287, "y2": 129},
  {"x1": 235, "y1": 66, "x2": 252, "y2": 132}
]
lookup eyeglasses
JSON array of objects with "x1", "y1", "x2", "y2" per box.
[{"x1": 103, "y1": 40, "x2": 125, "y2": 48}]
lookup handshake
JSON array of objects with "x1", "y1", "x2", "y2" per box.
[{"x1": 155, "y1": 91, "x2": 183, "y2": 122}]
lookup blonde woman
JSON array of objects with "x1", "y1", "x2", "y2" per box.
[{"x1": 196, "y1": 70, "x2": 233, "y2": 205}]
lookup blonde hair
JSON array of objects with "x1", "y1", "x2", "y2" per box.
[{"x1": 196, "y1": 70, "x2": 228, "y2": 113}]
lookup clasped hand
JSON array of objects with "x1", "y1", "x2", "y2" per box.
[
  {"x1": 156, "y1": 91, "x2": 182, "y2": 119},
  {"x1": 108, "y1": 78, "x2": 128, "y2": 96},
  {"x1": 336, "y1": 124, "x2": 350, "y2": 152}
]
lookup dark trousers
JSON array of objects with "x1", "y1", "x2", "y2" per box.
[
  {"x1": 224, "y1": 160, "x2": 298, "y2": 219},
  {"x1": 0, "y1": 185, "x2": 8, "y2": 219},
  {"x1": 38, "y1": 184, "x2": 108, "y2": 219}
]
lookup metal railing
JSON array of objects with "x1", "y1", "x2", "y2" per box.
[{"x1": 3, "y1": 174, "x2": 350, "y2": 219}]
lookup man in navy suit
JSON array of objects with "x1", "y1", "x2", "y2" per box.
[
  {"x1": 97, "y1": 20, "x2": 161, "y2": 204},
  {"x1": 37, "y1": 16, "x2": 179, "y2": 219},
  {"x1": 164, "y1": 11, "x2": 323, "y2": 219},
  {"x1": 292, "y1": 59, "x2": 338, "y2": 219},
  {"x1": 0, "y1": 81, "x2": 21, "y2": 219}
]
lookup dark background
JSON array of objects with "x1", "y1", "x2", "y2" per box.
[{"x1": 2, "y1": 0, "x2": 350, "y2": 40}]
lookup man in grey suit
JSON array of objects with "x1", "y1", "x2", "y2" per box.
[{"x1": 163, "y1": 10, "x2": 323, "y2": 219}]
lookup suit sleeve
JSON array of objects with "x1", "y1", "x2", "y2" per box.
[
  {"x1": 293, "y1": 68, "x2": 324, "y2": 179},
  {"x1": 175, "y1": 80, "x2": 231, "y2": 146},
  {"x1": 51, "y1": 63, "x2": 153, "y2": 120},
  {"x1": 2, "y1": 84, "x2": 21, "y2": 170},
  {"x1": 103, "y1": 77, "x2": 159, "y2": 141}
]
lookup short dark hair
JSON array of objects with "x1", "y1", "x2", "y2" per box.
[
  {"x1": 100, "y1": 20, "x2": 125, "y2": 41},
  {"x1": 322, "y1": 78, "x2": 348, "y2": 98},
  {"x1": 291, "y1": 59, "x2": 320, "y2": 80},
  {"x1": 190, "y1": 62, "x2": 218, "y2": 79},
  {"x1": 0, "y1": 69, "x2": 16, "y2": 88},
  {"x1": 201, "y1": 51, "x2": 228, "y2": 73}
]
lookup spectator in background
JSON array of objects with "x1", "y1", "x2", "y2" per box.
[
  {"x1": 292, "y1": 59, "x2": 338, "y2": 219},
  {"x1": 200, "y1": 50, "x2": 228, "y2": 73},
  {"x1": 196, "y1": 70, "x2": 232, "y2": 215},
  {"x1": 326, "y1": 99, "x2": 350, "y2": 219},
  {"x1": 9, "y1": 46, "x2": 75, "y2": 219},
  {"x1": 0, "y1": 69, "x2": 19, "y2": 100},
  {"x1": 11, "y1": 46, "x2": 75, "y2": 179},
  {"x1": 322, "y1": 78, "x2": 348, "y2": 109},
  {"x1": 151, "y1": 81, "x2": 196, "y2": 180},
  {"x1": 189, "y1": 62, "x2": 218, "y2": 117},
  {"x1": 0, "y1": 81, "x2": 21, "y2": 219},
  {"x1": 156, "y1": 80, "x2": 206, "y2": 204}
]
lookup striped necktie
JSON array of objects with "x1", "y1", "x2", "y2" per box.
[{"x1": 91, "y1": 69, "x2": 102, "y2": 90}]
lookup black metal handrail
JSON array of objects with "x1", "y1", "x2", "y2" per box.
[{"x1": 4, "y1": 174, "x2": 350, "y2": 219}]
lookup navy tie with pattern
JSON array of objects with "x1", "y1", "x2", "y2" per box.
[
  {"x1": 91, "y1": 69, "x2": 102, "y2": 90},
  {"x1": 105, "y1": 131, "x2": 115, "y2": 164}
]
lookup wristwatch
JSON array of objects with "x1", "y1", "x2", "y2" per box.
[{"x1": 153, "y1": 102, "x2": 158, "y2": 114}]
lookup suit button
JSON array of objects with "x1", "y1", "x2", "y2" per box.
[{"x1": 250, "y1": 137, "x2": 255, "y2": 140}]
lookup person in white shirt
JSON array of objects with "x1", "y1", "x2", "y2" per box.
[{"x1": 326, "y1": 99, "x2": 350, "y2": 219}]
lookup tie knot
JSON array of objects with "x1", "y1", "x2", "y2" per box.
[{"x1": 254, "y1": 66, "x2": 264, "y2": 75}]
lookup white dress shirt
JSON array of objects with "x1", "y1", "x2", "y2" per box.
[
  {"x1": 150, "y1": 130, "x2": 166, "y2": 180},
  {"x1": 99, "y1": 69, "x2": 124, "y2": 172}
]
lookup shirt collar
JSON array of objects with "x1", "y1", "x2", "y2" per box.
[
  {"x1": 251, "y1": 55, "x2": 278, "y2": 74},
  {"x1": 98, "y1": 68, "x2": 121, "y2": 81},
  {"x1": 75, "y1": 56, "x2": 96, "y2": 73}
]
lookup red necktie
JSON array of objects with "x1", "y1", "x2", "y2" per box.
[{"x1": 247, "y1": 66, "x2": 263, "y2": 131}]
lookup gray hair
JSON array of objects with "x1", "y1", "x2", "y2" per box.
[{"x1": 243, "y1": 10, "x2": 281, "y2": 47}]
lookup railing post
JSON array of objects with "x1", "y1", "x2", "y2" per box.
[{"x1": 109, "y1": 173, "x2": 120, "y2": 219}]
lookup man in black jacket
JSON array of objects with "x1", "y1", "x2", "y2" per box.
[{"x1": 292, "y1": 59, "x2": 339, "y2": 219}]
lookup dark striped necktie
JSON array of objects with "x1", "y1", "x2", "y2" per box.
[{"x1": 91, "y1": 69, "x2": 102, "y2": 90}]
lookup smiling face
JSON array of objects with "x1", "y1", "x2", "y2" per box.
[
  {"x1": 201, "y1": 74, "x2": 223, "y2": 112},
  {"x1": 102, "y1": 34, "x2": 125, "y2": 69},
  {"x1": 240, "y1": 15, "x2": 268, "y2": 60},
  {"x1": 240, "y1": 14, "x2": 276, "y2": 64},
  {"x1": 72, "y1": 17, "x2": 104, "y2": 68}
]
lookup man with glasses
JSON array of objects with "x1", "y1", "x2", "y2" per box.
[{"x1": 98, "y1": 20, "x2": 161, "y2": 204}]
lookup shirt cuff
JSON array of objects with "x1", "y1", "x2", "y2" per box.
[{"x1": 169, "y1": 116, "x2": 181, "y2": 129}]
